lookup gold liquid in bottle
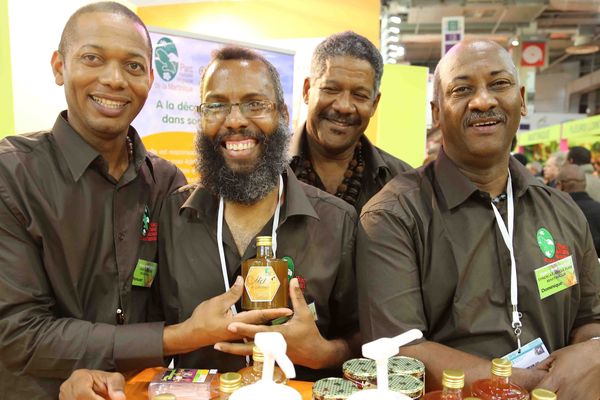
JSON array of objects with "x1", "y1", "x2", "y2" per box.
[
  {"x1": 471, "y1": 359, "x2": 529, "y2": 400},
  {"x1": 422, "y1": 369, "x2": 465, "y2": 400},
  {"x1": 242, "y1": 236, "x2": 289, "y2": 310},
  {"x1": 238, "y1": 345, "x2": 288, "y2": 385}
]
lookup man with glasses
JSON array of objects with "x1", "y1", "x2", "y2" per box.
[{"x1": 152, "y1": 46, "x2": 359, "y2": 380}]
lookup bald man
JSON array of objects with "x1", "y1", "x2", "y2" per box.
[
  {"x1": 558, "y1": 164, "x2": 600, "y2": 255},
  {"x1": 357, "y1": 40, "x2": 600, "y2": 399}
]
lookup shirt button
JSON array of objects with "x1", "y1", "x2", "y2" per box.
[{"x1": 118, "y1": 232, "x2": 125, "y2": 241}]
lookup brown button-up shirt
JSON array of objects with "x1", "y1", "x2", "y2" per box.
[
  {"x1": 0, "y1": 112, "x2": 186, "y2": 398},
  {"x1": 289, "y1": 123, "x2": 413, "y2": 213},
  {"x1": 156, "y1": 169, "x2": 357, "y2": 380},
  {"x1": 358, "y1": 149, "x2": 600, "y2": 358}
]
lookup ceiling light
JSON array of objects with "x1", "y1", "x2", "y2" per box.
[
  {"x1": 389, "y1": 15, "x2": 402, "y2": 24},
  {"x1": 387, "y1": 26, "x2": 400, "y2": 34},
  {"x1": 565, "y1": 44, "x2": 600, "y2": 55},
  {"x1": 387, "y1": 58, "x2": 397, "y2": 64},
  {"x1": 386, "y1": 35, "x2": 400, "y2": 43},
  {"x1": 511, "y1": 38, "x2": 520, "y2": 47}
]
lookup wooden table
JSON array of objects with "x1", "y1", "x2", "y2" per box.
[{"x1": 125, "y1": 368, "x2": 313, "y2": 399}]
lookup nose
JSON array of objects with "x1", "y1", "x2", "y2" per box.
[
  {"x1": 98, "y1": 61, "x2": 127, "y2": 89},
  {"x1": 332, "y1": 91, "x2": 354, "y2": 114},
  {"x1": 223, "y1": 104, "x2": 249, "y2": 130},
  {"x1": 469, "y1": 87, "x2": 498, "y2": 112}
]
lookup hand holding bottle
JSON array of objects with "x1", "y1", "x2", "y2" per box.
[
  {"x1": 59, "y1": 369, "x2": 126, "y2": 400},
  {"x1": 163, "y1": 276, "x2": 292, "y2": 356}
]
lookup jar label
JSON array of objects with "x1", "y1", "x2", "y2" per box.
[{"x1": 245, "y1": 266, "x2": 280, "y2": 302}]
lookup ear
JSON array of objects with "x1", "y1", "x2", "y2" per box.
[
  {"x1": 51, "y1": 51, "x2": 65, "y2": 86},
  {"x1": 369, "y1": 92, "x2": 382, "y2": 117},
  {"x1": 149, "y1": 66, "x2": 155, "y2": 88},
  {"x1": 431, "y1": 100, "x2": 441, "y2": 129},
  {"x1": 302, "y1": 77, "x2": 311, "y2": 105},
  {"x1": 519, "y1": 86, "x2": 527, "y2": 117},
  {"x1": 280, "y1": 104, "x2": 290, "y2": 125}
]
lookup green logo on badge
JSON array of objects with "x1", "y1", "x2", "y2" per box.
[
  {"x1": 536, "y1": 228, "x2": 555, "y2": 258},
  {"x1": 154, "y1": 37, "x2": 179, "y2": 81}
]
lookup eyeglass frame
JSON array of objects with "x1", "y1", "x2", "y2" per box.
[{"x1": 196, "y1": 100, "x2": 277, "y2": 121}]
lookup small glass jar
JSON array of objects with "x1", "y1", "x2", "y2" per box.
[
  {"x1": 389, "y1": 356, "x2": 426, "y2": 384},
  {"x1": 238, "y1": 345, "x2": 287, "y2": 385},
  {"x1": 342, "y1": 358, "x2": 377, "y2": 389},
  {"x1": 219, "y1": 372, "x2": 242, "y2": 400},
  {"x1": 389, "y1": 374, "x2": 425, "y2": 399},
  {"x1": 312, "y1": 377, "x2": 359, "y2": 400}
]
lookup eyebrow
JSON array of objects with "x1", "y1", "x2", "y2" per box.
[
  {"x1": 451, "y1": 69, "x2": 512, "y2": 83},
  {"x1": 78, "y1": 44, "x2": 147, "y2": 59}
]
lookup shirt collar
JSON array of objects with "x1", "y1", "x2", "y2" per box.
[
  {"x1": 180, "y1": 166, "x2": 319, "y2": 222},
  {"x1": 290, "y1": 121, "x2": 389, "y2": 179},
  {"x1": 52, "y1": 111, "x2": 153, "y2": 182},
  {"x1": 434, "y1": 147, "x2": 548, "y2": 210}
]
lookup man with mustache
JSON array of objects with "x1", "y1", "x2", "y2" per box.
[
  {"x1": 155, "y1": 46, "x2": 359, "y2": 381},
  {"x1": 290, "y1": 31, "x2": 411, "y2": 213},
  {"x1": 357, "y1": 40, "x2": 600, "y2": 399}
]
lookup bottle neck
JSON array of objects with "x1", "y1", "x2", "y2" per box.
[
  {"x1": 257, "y1": 245, "x2": 274, "y2": 258},
  {"x1": 252, "y1": 359, "x2": 264, "y2": 372},
  {"x1": 491, "y1": 374, "x2": 510, "y2": 386},
  {"x1": 442, "y1": 386, "x2": 463, "y2": 399}
]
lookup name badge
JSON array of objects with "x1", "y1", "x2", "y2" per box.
[
  {"x1": 132, "y1": 259, "x2": 158, "y2": 287},
  {"x1": 503, "y1": 337, "x2": 550, "y2": 369},
  {"x1": 534, "y1": 255, "x2": 577, "y2": 299}
]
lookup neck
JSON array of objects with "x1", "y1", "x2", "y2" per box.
[
  {"x1": 224, "y1": 183, "x2": 281, "y2": 255},
  {"x1": 306, "y1": 134, "x2": 358, "y2": 194},
  {"x1": 85, "y1": 131, "x2": 131, "y2": 180},
  {"x1": 457, "y1": 160, "x2": 509, "y2": 198}
]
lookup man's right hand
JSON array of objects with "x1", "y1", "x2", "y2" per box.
[
  {"x1": 163, "y1": 276, "x2": 292, "y2": 355},
  {"x1": 59, "y1": 369, "x2": 125, "y2": 400}
]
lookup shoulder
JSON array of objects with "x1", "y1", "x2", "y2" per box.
[
  {"x1": 374, "y1": 145, "x2": 413, "y2": 175},
  {"x1": 145, "y1": 151, "x2": 186, "y2": 180},
  {"x1": 298, "y1": 180, "x2": 358, "y2": 223},
  {"x1": 361, "y1": 167, "x2": 426, "y2": 217},
  {"x1": 0, "y1": 131, "x2": 52, "y2": 159}
]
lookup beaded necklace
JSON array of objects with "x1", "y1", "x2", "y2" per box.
[
  {"x1": 291, "y1": 142, "x2": 365, "y2": 206},
  {"x1": 125, "y1": 135, "x2": 134, "y2": 163}
]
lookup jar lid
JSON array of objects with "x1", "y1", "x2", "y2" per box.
[
  {"x1": 389, "y1": 374, "x2": 424, "y2": 398},
  {"x1": 220, "y1": 372, "x2": 242, "y2": 393},
  {"x1": 388, "y1": 356, "x2": 425, "y2": 376},
  {"x1": 252, "y1": 345, "x2": 264, "y2": 362},
  {"x1": 442, "y1": 369, "x2": 464, "y2": 389},
  {"x1": 256, "y1": 236, "x2": 272, "y2": 246},
  {"x1": 531, "y1": 388, "x2": 557, "y2": 400},
  {"x1": 342, "y1": 358, "x2": 376, "y2": 380},
  {"x1": 313, "y1": 377, "x2": 359, "y2": 400},
  {"x1": 154, "y1": 394, "x2": 177, "y2": 400},
  {"x1": 491, "y1": 358, "x2": 512, "y2": 377}
]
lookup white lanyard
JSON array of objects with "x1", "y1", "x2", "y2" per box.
[
  {"x1": 216, "y1": 174, "x2": 284, "y2": 315},
  {"x1": 490, "y1": 170, "x2": 523, "y2": 352}
]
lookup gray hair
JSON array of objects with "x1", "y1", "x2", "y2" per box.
[
  {"x1": 547, "y1": 151, "x2": 567, "y2": 167},
  {"x1": 310, "y1": 31, "x2": 383, "y2": 93}
]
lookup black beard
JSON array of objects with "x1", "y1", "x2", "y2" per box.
[{"x1": 195, "y1": 118, "x2": 290, "y2": 204}]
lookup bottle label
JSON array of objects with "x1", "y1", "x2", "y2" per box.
[{"x1": 245, "y1": 266, "x2": 280, "y2": 302}]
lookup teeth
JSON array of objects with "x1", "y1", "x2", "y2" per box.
[
  {"x1": 226, "y1": 141, "x2": 256, "y2": 151},
  {"x1": 473, "y1": 121, "x2": 497, "y2": 127},
  {"x1": 92, "y1": 96, "x2": 126, "y2": 109}
]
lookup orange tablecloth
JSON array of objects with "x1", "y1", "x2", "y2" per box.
[{"x1": 125, "y1": 367, "x2": 313, "y2": 400}]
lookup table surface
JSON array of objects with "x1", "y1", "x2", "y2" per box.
[{"x1": 125, "y1": 367, "x2": 313, "y2": 400}]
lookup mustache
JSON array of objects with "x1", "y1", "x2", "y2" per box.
[
  {"x1": 464, "y1": 110, "x2": 507, "y2": 127},
  {"x1": 320, "y1": 109, "x2": 360, "y2": 126}
]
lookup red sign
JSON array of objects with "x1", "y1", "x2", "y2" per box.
[{"x1": 521, "y1": 42, "x2": 546, "y2": 67}]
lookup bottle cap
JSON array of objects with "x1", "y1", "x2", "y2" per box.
[
  {"x1": 220, "y1": 372, "x2": 242, "y2": 393},
  {"x1": 442, "y1": 369, "x2": 464, "y2": 389},
  {"x1": 389, "y1": 374, "x2": 424, "y2": 398},
  {"x1": 491, "y1": 358, "x2": 512, "y2": 377},
  {"x1": 531, "y1": 388, "x2": 557, "y2": 400},
  {"x1": 388, "y1": 356, "x2": 425, "y2": 380},
  {"x1": 154, "y1": 394, "x2": 177, "y2": 400},
  {"x1": 256, "y1": 236, "x2": 272, "y2": 246},
  {"x1": 252, "y1": 345, "x2": 264, "y2": 362},
  {"x1": 312, "y1": 377, "x2": 358, "y2": 400}
]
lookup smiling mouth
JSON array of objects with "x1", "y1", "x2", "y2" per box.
[
  {"x1": 91, "y1": 96, "x2": 127, "y2": 109},
  {"x1": 470, "y1": 120, "x2": 501, "y2": 127},
  {"x1": 224, "y1": 140, "x2": 257, "y2": 151}
]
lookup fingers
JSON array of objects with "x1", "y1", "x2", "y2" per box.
[
  {"x1": 105, "y1": 373, "x2": 126, "y2": 400},
  {"x1": 537, "y1": 373, "x2": 560, "y2": 393},
  {"x1": 219, "y1": 276, "x2": 244, "y2": 309},
  {"x1": 228, "y1": 321, "x2": 271, "y2": 337},
  {"x1": 214, "y1": 341, "x2": 254, "y2": 355},
  {"x1": 234, "y1": 308, "x2": 292, "y2": 325},
  {"x1": 289, "y1": 278, "x2": 310, "y2": 318}
]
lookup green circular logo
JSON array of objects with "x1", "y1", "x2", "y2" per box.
[
  {"x1": 536, "y1": 228, "x2": 555, "y2": 258},
  {"x1": 154, "y1": 37, "x2": 178, "y2": 82}
]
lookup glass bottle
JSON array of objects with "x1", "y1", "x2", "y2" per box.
[
  {"x1": 238, "y1": 345, "x2": 288, "y2": 385},
  {"x1": 423, "y1": 369, "x2": 465, "y2": 400},
  {"x1": 470, "y1": 359, "x2": 529, "y2": 400},
  {"x1": 530, "y1": 388, "x2": 556, "y2": 400},
  {"x1": 241, "y1": 236, "x2": 289, "y2": 310},
  {"x1": 219, "y1": 372, "x2": 242, "y2": 400}
]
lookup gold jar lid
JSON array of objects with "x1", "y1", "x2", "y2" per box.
[
  {"x1": 342, "y1": 358, "x2": 376, "y2": 382},
  {"x1": 388, "y1": 356, "x2": 425, "y2": 376},
  {"x1": 312, "y1": 377, "x2": 358, "y2": 400},
  {"x1": 154, "y1": 394, "x2": 177, "y2": 400},
  {"x1": 491, "y1": 358, "x2": 512, "y2": 377},
  {"x1": 252, "y1": 345, "x2": 264, "y2": 362},
  {"x1": 442, "y1": 369, "x2": 464, "y2": 389},
  {"x1": 256, "y1": 236, "x2": 272, "y2": 246},
  {"x1": 531, "y1": 388, "x2": 557, "y2": 400},
  {"x1": 389, "y1": 374, "x2": 425, "y2": 399},
  {"x1": 220, "y1": 372, "x2": 242, "y2": 393}
]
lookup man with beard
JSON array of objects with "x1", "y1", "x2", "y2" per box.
[
  {"x1": 357, "y1": 40, "x2": 600, "y2": 399},
  {"x1": 156, "y1": 46, "x2": 359, "y2": 380},
  {"x1": 290, "y1": 31, "x2": 411, "y2": 213}
]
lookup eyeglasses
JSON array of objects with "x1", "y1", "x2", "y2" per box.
[{"x1": 198, "y1": 100, "x2": 275, "y2": 121}]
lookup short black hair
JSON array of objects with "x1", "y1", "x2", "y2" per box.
[
  {"x1": 58, "y1": 1, "x2": 152, "y2": 59},
  {"x1": 568, "y1": 146, "x2": 592, "y2": 165},
  {"x1": 310, "y1": 31, "x2": 383, "y2": 93},
  {"x1": 200, "y1": 46, "x2": 285, "y2": 110}
]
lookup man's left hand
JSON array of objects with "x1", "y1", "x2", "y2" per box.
[
  {"x1": 59, "y1": 369, "x2": 126, "y2": 400},
  {"x1": 215, "y1": 278, "x2": 336, "y2": 370},
  {"x1": 536, "y1": 339, "x2": 600, "y2": 400}
]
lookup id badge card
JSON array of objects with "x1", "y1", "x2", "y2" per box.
[{"x1": 502, "y1": 337, "x2": 550, "y2": 369}]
